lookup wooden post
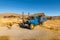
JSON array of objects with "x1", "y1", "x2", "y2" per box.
[
  {"x1": 22, "y1": 12, "x2": 24, "y2": 22},
  {"x1": 28, "y1": 12, "x2": 30, "y2": 20},
  {"x1": 28, "y1": 12, "x2": 30, "y2": 17}
]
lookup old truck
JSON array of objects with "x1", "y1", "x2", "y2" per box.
[{"x1": 19, "y1": 15, "x2": 47, "y2": 29}]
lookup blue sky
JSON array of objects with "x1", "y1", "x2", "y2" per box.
[{"x1": 0, "y1": 0, "x2": 60, "y2": 16}]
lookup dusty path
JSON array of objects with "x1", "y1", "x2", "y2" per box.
[{"x1": 0, "y1": 24, "x2": 60, "y2": 40}]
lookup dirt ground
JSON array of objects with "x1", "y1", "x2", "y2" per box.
[
  {"x1": 0, "y1": 24, "x2": 60, "y2": 40},
  {"x1": 0, "y1": 18, "x2": 60, "y2": 40}
]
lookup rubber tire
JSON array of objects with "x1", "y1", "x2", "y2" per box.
[
  {"x1": 30, "y1": 24, "x2": 34, "y2": 30},
  {"x1": 19, "y1": 23, "x2": 25, "y2": 28}
]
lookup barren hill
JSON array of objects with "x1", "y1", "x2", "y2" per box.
[{"x1": 0, "y1": 13, "x2": 21, "y2": 18}]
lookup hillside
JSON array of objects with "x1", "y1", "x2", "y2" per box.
[
  {"x1": 0, "y1": 13, "x2": 21, "y2": 18},
  {"x1": 0, "y1": 13, "x2": 60, "y2": 40}
]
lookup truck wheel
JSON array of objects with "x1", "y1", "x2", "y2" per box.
[
  {"x1": 19, "y1": 23, "x2": 24, "y2": 28},
  {"x1": 30, "y1": 24, "x2": 34, "y2": 29}
]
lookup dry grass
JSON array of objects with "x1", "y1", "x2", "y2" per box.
[
  {"x1": 0, "y1": 17, "x2": 60, "y2": 31},
  {"x1": 0, "y1": 36, "x2": 10, "y2": 40},
  {"x1": 0, "y1": 18, "x2": 60, "y2": 40},
  {"x1": 0, "y1": 18, "x2": 22, "y2": 27},
  {"x1": 43, "y1": 20, "x2": 60, "y2": 31}
]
